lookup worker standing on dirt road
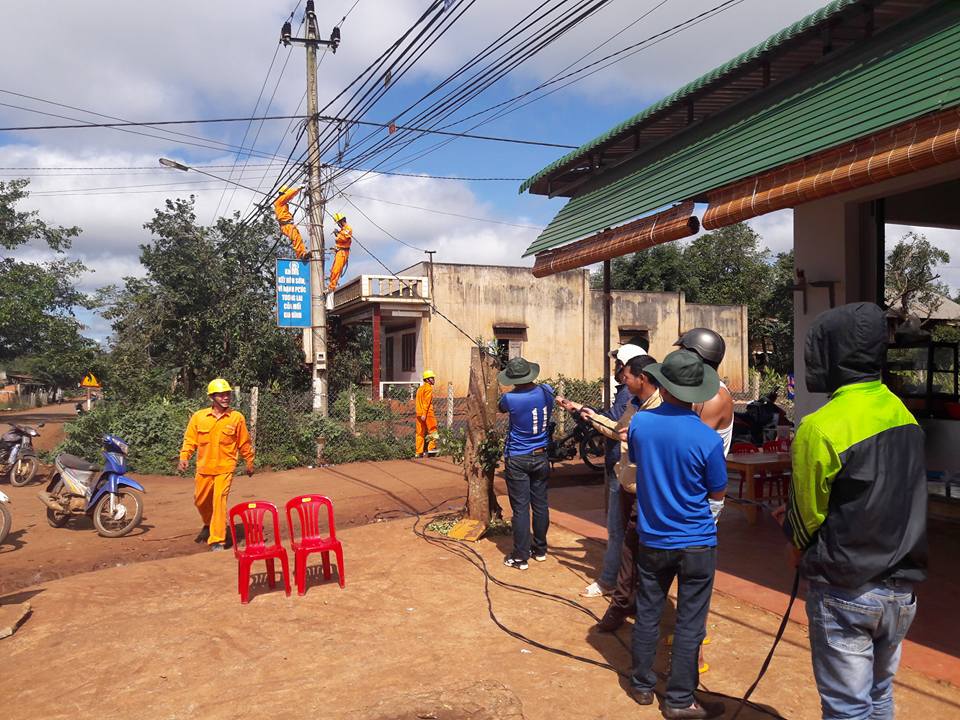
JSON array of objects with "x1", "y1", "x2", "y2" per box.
[
  {"x1": 415, "y1": 370, "x2": 439, "y2": 458},
  {"x1": 327, "y1": 212, "x2": 353, "y2": 292},
  {"x1": 497, "y1": 357, "x2": 554, "y2": 571},
  {"x1": 273, "y1": 186, "x2": 308, "y2": 259},
  {"x1": 177, "y1": 379, "x2": 255, "y2": 551}
]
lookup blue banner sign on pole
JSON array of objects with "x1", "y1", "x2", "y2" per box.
[{"x1": 276, "y1": 259, "x2": 311, "y2": 328}]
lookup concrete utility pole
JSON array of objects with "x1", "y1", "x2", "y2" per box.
[{"x1": 281, "y1": 1, "x2": 341, "y2": 415}]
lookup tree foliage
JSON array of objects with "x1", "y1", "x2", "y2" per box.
[
  {"x1": 885, "y1": 231, "x2": 951, "y2": 319},
  {"x1": 0, "y1": 179, "x2": 99, "y2": 385},
  {"x1": 99, "y1": 197, "x2": 311, "y2": 398},
  {"x1": 599, "y1": 223, "x2": 794, "y2": 373}
]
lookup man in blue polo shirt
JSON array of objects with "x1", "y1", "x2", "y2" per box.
[
  {"x1": 498, "y1": 356, "x2": 554, "y2": 571},
  {"x1": 627, "y1": 350, "x2": 727, "y2": 719}
]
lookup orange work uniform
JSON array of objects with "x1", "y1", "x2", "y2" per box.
[
  {"x1": 415, "y1": 382, "x2": 438, "y2": 456},
  {"x1": 273, "y1": 187, "x2": 308, "y2": 259},
  {"x1": 179, "y1": 408, "x2": 255, "y2": 545},
  {"x1": 328, "y1": 222, "x2": 352, "y2": 292}
]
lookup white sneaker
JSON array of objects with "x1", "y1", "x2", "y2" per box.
[
  {"x1": 533, "y1": 552, "x2": 547, "y2": 562},
  {"x1": 580, "y1": 581, "x2": 612, "y2": 598}
]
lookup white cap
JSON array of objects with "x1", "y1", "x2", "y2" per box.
[{"x1": 611, "y1": 343, "x2": 647, "y2": 364}]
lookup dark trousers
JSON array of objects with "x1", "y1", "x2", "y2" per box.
[
  {"x1": 610, "y1": 491, "x2": 639, "y2": 612},
  {"x1": 504, "y1": 453, "x2": 550, "y2": 560},
  {"x1": 631, "y1": 545, "x2": 716, "y2": 709}
]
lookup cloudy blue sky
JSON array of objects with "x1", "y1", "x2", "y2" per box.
[{"x1": 2, "y1": 0, "x2": 957, "y2": 341}]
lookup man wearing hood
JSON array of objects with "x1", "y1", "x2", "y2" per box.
[{"x1": 783, "y1": 302, "x2": 927, "y2": 719}]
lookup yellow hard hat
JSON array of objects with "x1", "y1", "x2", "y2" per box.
[
  {"x1": 278, "y1": 185, "x2": 290, "y2": 193},
  {"x1": 333, "y1": 212, "x2": 346, "y2": 222},
  {"x1": 422, "y1": 370, "x2": 435, "y2": 380},
  {"x1": 207, "y1": 378, "x2": 232, "y2": 395}
]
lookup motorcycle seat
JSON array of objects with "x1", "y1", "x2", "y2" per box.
[{"x1": 58, "y1": 454, "x2": 98, "y2": 472}]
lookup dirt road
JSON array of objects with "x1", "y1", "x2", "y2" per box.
[
  {"x1": 4, "y1": 516, "x2": 958, "y2": 720},
  {"x1": 0, "y1": 457, "x2": 473, "y2": 593}
]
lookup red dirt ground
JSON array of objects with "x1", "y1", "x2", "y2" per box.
[{"x1": 2, "y1": 406, "x2": 957, "y2": 718}]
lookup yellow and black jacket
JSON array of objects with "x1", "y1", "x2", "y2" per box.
[{"x1": 785, "y1": 303, "x2": 927, "y2": 589}]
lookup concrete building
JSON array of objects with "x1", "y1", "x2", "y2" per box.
[{"x1": 330, "y1": 262, "x2": 748, "y2": 398}]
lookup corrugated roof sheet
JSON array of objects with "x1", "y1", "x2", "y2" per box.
[
  {"x1": 523, "y1": 6, "x2": 960, "y2": 256},
  {"x1": 518, "y1": 0, "x2": 864, "y2": 195}
]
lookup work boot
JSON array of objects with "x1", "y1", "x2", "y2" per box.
[
  {"x1": 194, "y1": 525, "x2": 210, "y2": 544},
  {"x1": 661, "y1": 700, "x2": 725, "y2": 719},
  {"x1": 629, "y1": 688, "x2": 655, "y2": 706},
  {"x1": 595, "y1": 605, "x2": 630, "y2": 633}
]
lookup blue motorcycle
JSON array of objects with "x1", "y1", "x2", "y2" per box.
[{"x1": 39, "y1": 434, "x2": 146, "y2": 537}]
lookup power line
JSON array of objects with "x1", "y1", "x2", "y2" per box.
[
  {"x1": 339, "y1": 190, "x2": 543, "y2": 230},
  {"x1": 0, "y1": 111, "x2": 577, "y2": 149},
  {"x1": 0, "y1": 166, "x2": 525, "y2": 181}
]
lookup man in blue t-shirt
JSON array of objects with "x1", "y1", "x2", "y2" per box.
[
  {"x1": 627, "y1": 350, "x2": 727, "y2": 719},
  {"x1": 497, "y1": 356, "x2": 554, "y2": 570}
]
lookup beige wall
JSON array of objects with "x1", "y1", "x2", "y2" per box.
[{"x1": 411, "y1": 263, "x2": 748, "y2": 396}]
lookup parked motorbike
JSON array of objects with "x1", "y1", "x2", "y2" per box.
[
  {"x1": 733, "y1": 390, "x2": 791, "y2": 446},
  {"x1": 0, "y1": 489, "x2": 11, "y2": 545},
  {"x1": 548, "y1": 408, "x2": 605, "y2": 472},
  {"x1": 1, "y1": 422, "x2": 43, "y2": 487},
  {"x1": 38, "y1": 434, "x2": 145, "y2": 538}
]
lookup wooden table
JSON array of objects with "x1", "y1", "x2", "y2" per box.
[{"x1": 725, "y1": 452, "x2": 792, "y2": 525}]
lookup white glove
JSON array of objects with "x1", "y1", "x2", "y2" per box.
[{"x1": 709, "y1": 498, "x2": 724, "y2": 525}]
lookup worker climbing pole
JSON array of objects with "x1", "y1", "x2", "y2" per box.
[
  {"x1": 327, "y1": 212, "x2": 353, "y2": 292},
  {"x1": 273, "y1": 185, "x2": 308, "y2": 259}
]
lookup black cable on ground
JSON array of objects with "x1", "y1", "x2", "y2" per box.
[{"x1": 383, "y1": 500, "x2": 787, "y2": 719}]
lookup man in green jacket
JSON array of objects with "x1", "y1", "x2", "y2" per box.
[{"x1": 783, "y1": 302, "x2": 927, "y2": 719}]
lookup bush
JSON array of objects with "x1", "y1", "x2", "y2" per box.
[
  {"x1": 56, "y1": 397, "x2": 202, "y2": 474},
  {"x1": 329, "y1": 390, "x2": 397, "y2": 423}
]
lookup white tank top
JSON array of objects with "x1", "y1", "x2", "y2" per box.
[{"x1": 717, "y1": 381, "x2": 734, "y2": 456}]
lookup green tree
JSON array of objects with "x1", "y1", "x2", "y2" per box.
[
  {"x1": 0, "y1": 179, "x2": 92, "y2": 385},
  {"x1": 100, "y1": 197, "x2": 310, "y2": 397},
  {"x1": 599, "y1": 243, "x2": 687, "y2": 292},
  {"x1": 885, "y1": 231, "x2": 951, "y2": 319}
]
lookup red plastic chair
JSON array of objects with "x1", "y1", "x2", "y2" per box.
[
  {"x1": 761, "y1": 440, "x2": 792, "y2": 502},
  {"x1": 228, "y1": 501, "x2": 291, "y2": 604},
  {"x1": 728, "y1": 443, "x2": 759, "y2": 498},
  {"x1": 285, "y1": 495, "x2": 345, "y2": 595}
]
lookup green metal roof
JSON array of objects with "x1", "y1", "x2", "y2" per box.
[
  {"x1": 518, "y1": 0, "x2": 865, "y2": 195},
  {"x1": 523, "y1": 5, "x2": 960, "y2": 256}
]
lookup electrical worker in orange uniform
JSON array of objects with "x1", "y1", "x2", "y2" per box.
[
  {"x1": 415, "y1": 370, "x2": 439, "y2": 458},
  {"x1": 177, "y1": 379, "x2": 255, "y2": 551},
  {"x1": 273, "y1": 186, "x2": 308, "y2": 259},
  {"x1": 328, "y1": 212, "x2": 353, "y2": 292}
]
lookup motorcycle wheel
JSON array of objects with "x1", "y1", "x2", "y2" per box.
[
  {"x1": 9, "y1": 456, "x2": 38, "y2": 487},
  {"x1": 579, "y1": 433, "x2": 605, "y2": 472},
  {"x1": 92, "y1": 490, "x2": 143, "y2": 538},
  {"x1": 0, "y1": 502, "x2": 10, "y2": 545},
  {"x1": 46, "y1": 479, "x2": 70, "y2": 528}
]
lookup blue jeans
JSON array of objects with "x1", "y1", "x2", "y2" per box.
[
  {"x1": 598, "y1": 470, "x2": 626, "y2": 587},
  {"x1": 806, "y1": 580, "x2": 918, "y2": 719},
  {"x1": 504, "y1": 453, "x2": 550, "y2": 561},
  {"x1": 631, "y1": 544, "x2": 716, "y2": 709}
]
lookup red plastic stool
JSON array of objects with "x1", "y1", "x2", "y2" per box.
[
  {"x1": 228, "y1": 501, "x2": 291, "y2": 604},
  {"x1": 285, "y1": 495, "x2": 345, "y2": 594}
]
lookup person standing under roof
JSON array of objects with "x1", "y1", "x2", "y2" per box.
[
  {"x1": 498, "y1": 357, "x2": 554, "y2": 571},
  {"x1": 627, "y1": 350, "x2": 727, "y2": 719},
  {"x1": 557, "y1": 343, "x2": 647, "y2": 598},
  {"x1": 675, "y1": 328, "x2": 734, "y2": 455},
  {"x1": 178, "y1": 379, "x2": 255, "y2": 552},
  {"x1": 779, "y1": 303, "x2": 927, "y2": 719}
]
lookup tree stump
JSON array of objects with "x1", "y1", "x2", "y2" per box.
[{"x1": 464, "y1": 347, "x2": 503, "y2": 523}]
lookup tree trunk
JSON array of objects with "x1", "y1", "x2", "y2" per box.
[{"x1": 464, "y1": 347, "x2": 503, "y2": 523}]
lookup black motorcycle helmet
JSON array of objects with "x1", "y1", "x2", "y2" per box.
[{"x1": 675, "y1": 328, "x2": 726, "y2": 369}]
